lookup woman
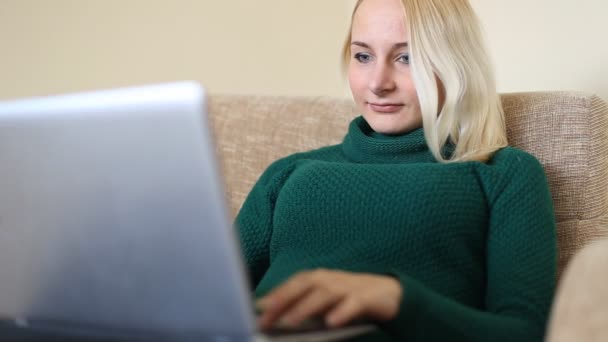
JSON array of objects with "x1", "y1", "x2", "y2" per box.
[{"x1": 236, "y1": 0, "x2": 556, "y2": 341}]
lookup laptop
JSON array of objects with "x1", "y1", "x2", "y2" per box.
[{"x1": 0, "y1": 82, "x2": 376, "y2": 341}]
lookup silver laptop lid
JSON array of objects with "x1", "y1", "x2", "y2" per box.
[{"x1": 0, "y1": 82, "x2": 255, "y2": 337}]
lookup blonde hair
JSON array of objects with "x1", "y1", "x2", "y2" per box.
[{"x1": 342, "y1": 0, "x2": 508, "y2": 163}]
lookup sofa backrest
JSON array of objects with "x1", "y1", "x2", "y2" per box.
[{"x1": 209, "y1": 92, "x2": 608, "y2": 276}]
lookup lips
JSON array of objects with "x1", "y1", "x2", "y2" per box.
[{"x1": 367, "y1": 102, "x2": 404, "y2": 113}]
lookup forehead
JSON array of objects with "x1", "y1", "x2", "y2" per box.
[{"x1": 351, "y1": 0, "x2": 409, "y2": 42}]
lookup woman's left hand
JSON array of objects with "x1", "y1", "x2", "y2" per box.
[{"x1": 256, "y1": 268, "x2": 403, "y2": 330}]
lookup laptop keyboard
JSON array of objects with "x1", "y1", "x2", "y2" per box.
[{"x1": 263, "y1": 317, "x2": 329, "y2": 336}]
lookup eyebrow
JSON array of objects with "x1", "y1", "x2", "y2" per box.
[{"x1": 351, "y1": 41, "x2": 409, "y2": 49}]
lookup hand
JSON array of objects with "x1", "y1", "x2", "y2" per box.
[{"x1": 256, "y1": 268, "x2": 403, "y2": 330}]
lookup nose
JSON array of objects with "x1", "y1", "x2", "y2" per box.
[{"x1": 369, "y1": 62, "x2": 396, "y2": 96}]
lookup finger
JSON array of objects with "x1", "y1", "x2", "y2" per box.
[
  {"x1": 258, "y1": 273, "x2": 313, "y2": 329},
  {"x1": 281, "y1": 286, "x2": 343, "y2": 327},
  {"x1": 325, "y1": 297, "x2": 365, "y2": 328}
]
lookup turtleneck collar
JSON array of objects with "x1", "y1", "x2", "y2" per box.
[{"x1": 342, "y1": 116, "x2": 438, "y2": 164}]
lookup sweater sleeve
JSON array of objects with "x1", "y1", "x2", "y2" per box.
[
  {"x1": 382, "y1": 148, "x2": 557, "y2": 342},
  {"x1": 234, "y1": 156, "x2": 297, "y2": 288}
]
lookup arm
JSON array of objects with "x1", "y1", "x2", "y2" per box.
[
  {"x1": 234, "y1": 156, "x2": 296, "y2": 287},
  {"x1": 382, "y1": 149, "x2": 557, "y2": 341}
]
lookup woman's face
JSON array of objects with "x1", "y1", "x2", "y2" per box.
[{"x1": 348, "y1": 0, "x2": 422, "y2": 135}]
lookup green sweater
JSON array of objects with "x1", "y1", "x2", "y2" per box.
[{"x1": 235, "y1": 116, "x2": 556, "y2": 341}]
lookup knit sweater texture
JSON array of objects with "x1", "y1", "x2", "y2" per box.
[{"x1": 235, "y1": 116, "x2": 557, "y2": 341}]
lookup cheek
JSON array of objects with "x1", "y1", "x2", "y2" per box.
[
  {"x1": 400, "y1": 74, "x2": 419, "y2": 101},
  {"x1": 399, "y1": 78, "x2": 421, "y2": 114},
  {"x1": 348, "y1": 66, "x2": 366, "y2": 101}
]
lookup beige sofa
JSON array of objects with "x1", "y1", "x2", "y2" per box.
[{"x1": 208, "y1": 92, "x2": 608, "y2": 341}]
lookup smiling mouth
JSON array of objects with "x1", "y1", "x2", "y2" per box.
[{"x1": 367, "y1": 102, "x2": 404, "y2": 113}]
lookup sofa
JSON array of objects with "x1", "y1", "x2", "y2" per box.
[{"x1": 208, "y1": 92, "x2": 608, "y2": 341}]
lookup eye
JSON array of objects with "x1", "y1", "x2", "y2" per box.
[
  {"x1": 354, "y1": 52, "x2": 373, "y2": 63},
  {"x1": 397, "y1": 54, "x2": 410, "y2": 64}
]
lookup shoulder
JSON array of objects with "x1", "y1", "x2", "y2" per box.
[
  {"x1": 486, "y1": 146, "x2": 546, "y2": 175},
  {"x1": 256, "y1": 144, "x2": 344, "y2": 186},
  {"x1": 295, "y1": 144, "x2": 345, "y2": 161},
  {"x1": 478, "y1": 146, "x2": 550, "y2": 204}
]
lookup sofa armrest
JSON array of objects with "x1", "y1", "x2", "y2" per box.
[{"x1": 546, "y1": 238, "x2": 608, "y2": 342}]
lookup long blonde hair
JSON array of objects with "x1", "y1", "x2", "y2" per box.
[{"x1": 342, "y1": 0, "x2": 508, "y2": 163}]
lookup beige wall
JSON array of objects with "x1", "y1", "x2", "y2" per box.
[
  {"x1": 0, "y1": 0, "x2": 354, "y2": 100},
  {"x1": 470, "y1": 0, "x2": 608, "y2": 101},
  {"x1": 0, "y1": 1, "x2": 606, "y2": 101}
]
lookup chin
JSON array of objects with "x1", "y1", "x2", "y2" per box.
[
  {"x1": 375, "y1": 126, "x2": 409, "y2": 135},
  {"x1": 365, "y1": 114, "x2": 418, "y2": 135}
]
